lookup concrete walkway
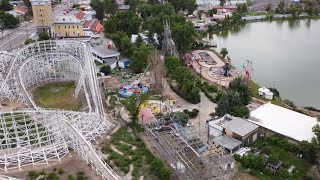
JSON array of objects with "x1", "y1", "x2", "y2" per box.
[{"x1": 164, "y1": 81, "x2": 217, "y2": 139}]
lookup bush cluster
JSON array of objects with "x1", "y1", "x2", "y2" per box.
[
  {"x1": 200, "y1": 82, "x2": 224, "y2": 103},
  {"x1": 183, "y1": 109, "x2": 199, "y2": 118},
  {"x1": 165, "y1": 56, "x2": 201, "y2": 104}
]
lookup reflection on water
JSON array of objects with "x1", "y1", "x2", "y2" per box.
[
  {"x1": 288, "y1": 19, "x2": 301, "y2": 29},
  {"x1": 305, "y1": 19, "x2": 311, "y2": 28},
  {"x1": 215, "y1": 19, "x2": 320, "y2": 108}
]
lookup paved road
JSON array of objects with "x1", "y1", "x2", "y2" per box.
[{"x1": 0, "y1": 22, "x2": 36, "y2": 52}]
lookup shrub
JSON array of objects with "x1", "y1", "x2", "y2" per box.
[
  {"x1": 231, "y1": 105, "x2": 250, "y2": 119},
  {"x1": 206, "y1": 84, "x2": 218, "y2": 93},
  {"x1": 68, "y1": 175, "x2": 75, "y2": 180},
  {"x1": 46, "y1": 172, "x2": 59, "y2": 180},
  {"x1": 28, "y1": 171, "x2": 39, "y2": 179},
  {"x1": 58, "y1": 168, "x2": 64, "y2": 175},
  {"x1": 100, "y1": 65, "x2": 112, "y2": 75},
  {"x1": 283, "y1": 99, "x2": 296, "y2": 108},
  {"x1": 174, "y1": 112, "x2": 189, "y2": 125},
  {"x1": 183, "y1": 109, "x2": 199, "y2": 118},
  {"x1": 304, "y1": 106, "x2": 320, "y2": 112}
]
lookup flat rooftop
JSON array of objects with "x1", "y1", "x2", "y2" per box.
[
  {"x1": 249, "y1": 103, "x2": 318, "y2": 142},
  {"x1": 213, "y1": 135, "x2": 242, "y2": 151},
  {"x1": 221, "y1": 115, "x2": 258, "y2": 137},
  {"x1": 91, "y1": 45, "x2": 120, "y2": 58}
]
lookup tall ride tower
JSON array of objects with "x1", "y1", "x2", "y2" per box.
[
  {"x1": 162, "y1": 21, "x2": 179, "y2": 57},
  {"x1": 30, "y1": 0, "x2": 54, "y2": 33}
]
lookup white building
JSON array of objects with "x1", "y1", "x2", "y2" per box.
[
  {"x1": 91, "y1": 45, "x2": 120, "y2": 69},
  {"x1": 249, "y1": 103, "x2": 319, "y2": 143}
]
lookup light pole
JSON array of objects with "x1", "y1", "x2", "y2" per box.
[
  {"x1": 25, "y1": 18, "x2": 29, "y2": 38},
  {"x1": 8, "y1": 33, "x2": 12, "y2": 51},
  {"x1": 199, "y1": 65, "x2": 202, "y2": 82},
  {"x1": 198, "y1": 104, "x2": 201, "y2": 134}
]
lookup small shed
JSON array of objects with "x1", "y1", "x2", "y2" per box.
[
  {"x1": 118, "y1": 59, "x2": 130, "y2": 69},
  {"x1": 213, "y1": 135, "x2": 242, "y2": 154}
]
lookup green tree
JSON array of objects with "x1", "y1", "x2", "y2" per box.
[
  {"x1": 72, "y1": 4, "x2": 80, "y2": 8},
  {"x1": 90, "y1": 0, "x2": 106, "y2": 20},
  {"x1": 124, "y1": 0, "x2": 139, "y2": 11},
  {"x1": 172, "y1": 21, "x2": 196, "y2": 54},
  {"x1": 168, "y1": 0, "x2": 197, "y2": 14},
  {"x1": 207, "y1": 8, "x2": 217, "y2": 16},
  {"x1": 231, "y1": 105, "x2": 250, "y2": 118},
  {"x1": 237, "y1": 3, "x2": 248, "y2": 14},
  {"x1": 0, "y1": 11, "x2": 20, "y2": 28},
  {"x1": 0, "y1": 0, "x2": 13, "y2": 11},
  {"x1": 229, "y1": 77, "x2": 252, "y2": 105},
  {"x1": 109, "y1": 31, "x2": 127, "y2": 50},
  {"x1": 100, "y1": 65, "x2": 111, "y2": 75},
  {"x1": 246, "y1": 0, "x2": 253, "y2": 6},
  {"x1": 24, "y1": 38, "x2": 35, "y2": 45},
  {"x1": 38, "y1": 32, "x2": 50, "y2": 41},
  {"x1": 289, "y1": 4, "x2": 302, "y2": 17},
  {"x1": 185, "y1": 0, "x2": 197, "y2": 14},
  {"x1": 276, "y1": 0, "x2": 285, "y2": 14},
  {"x1": 220, "y1": 48, "x2": 228, "y2": 58},
  {"x1": 266, "y1": 3, "x2": 272, "y2": 12},
  {"x1": 23, "y1": 0, "x2": 31, "y2": 7},
  {"x1": 215, "y1": 91, "x2": 243, "y2": 116},
  {"x1": 104, "y1": 11, "x2": 141, "y2": 36},
  {"x1": 135, "y1": 34, "x2": 144, "y2": 47},
  {"x1": 104, "y1": 0, "x2": 118, "y2": 15},
  {"x1": 121, "y1": 93, "x2": 150, "y2": 126},
  {"x1": 120, "y1": 35, "x2": 135, "y2": 57},
  {"x1": 220, "y1": 0, "x2": 226, "y2": 7},
  {"x1": 165, "y1": 56, "x2": 201, "y2": 104},
  {"x1": 130, "y1": 44, "x2": 153, "y2": 73}
]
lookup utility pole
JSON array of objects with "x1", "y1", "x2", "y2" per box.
[
  {"x1": 24, "y1": 17, "x2": 29, "y2": 38},
  {"x1": 198, "y1": 105, "x2": 201, "y2": 134},
  {"x1": 8, "y1": 33, "x2": 12, "y2": 51},
  {"x1": 199, "y1": 65, "x2": 202, "y2": 82}
]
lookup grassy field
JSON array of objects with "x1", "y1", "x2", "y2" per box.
[
  {"x1": 32, "y1": 82, "x2": 83, "y2": 111},
  {"x1": 249, "y1": 80, "x2": 284, "y2": 106},
  {"x1": 249, "y1": 138, "x2": 312, "y2": 179}
]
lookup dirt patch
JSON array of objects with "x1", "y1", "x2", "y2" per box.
[
  {"x1": 0, "y1": 100, "x2": 28, "y2": 111},
  {"x1": 2, "y1": 151, "x2": 100, "y2": 180}
]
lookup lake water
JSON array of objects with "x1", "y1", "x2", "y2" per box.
[{"x1": 214, "y1": 19, "x2": 320, "y2": 108}]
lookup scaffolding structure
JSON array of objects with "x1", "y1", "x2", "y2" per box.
[
  {"x1": 0, "y1": 40, "x2": 122, "y2": 180},
  {"x1": 144, "y1": 114, "x2": 237, "y2": 180}
]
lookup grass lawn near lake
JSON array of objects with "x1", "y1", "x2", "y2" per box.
[
  {"x1": 249, "y1": 80, "x2": 284, "y2": 107},
  {"x1": 250, "y1": 139, "x2": 312, "y2": 179},
  {"x1": 32, "y1": 82, "x2": 84, "y2": 111}
]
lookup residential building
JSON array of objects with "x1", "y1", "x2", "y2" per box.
[
  {"x1": 249, "y1": 102, "x2": 319, "y2": 143},
  {"x1": 53, "y1": 8, "x2": 103, "y2": 38},
  {"x1": 208, "y1": 114, "x2": 259, "y2": 154},
  {"x1": 220, "y1": 115, "x2": 259, "y2": 146},
  {"x1": 30, "y1": 0, "x2": 54, "y2": 32},
  {"x1": 54, "y1": 15, "x2": 84, "y2": 37}
]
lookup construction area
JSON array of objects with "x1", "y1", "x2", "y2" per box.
[{"x1": 144, "y1": 114, "x2": 237, "y2": 180}]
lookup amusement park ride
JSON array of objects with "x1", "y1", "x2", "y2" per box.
[{"x1": 242, "y1": 60, "x2": 254, "y2": 84}]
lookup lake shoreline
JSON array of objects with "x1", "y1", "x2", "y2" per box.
[{"x1": 214, "y1": 19, "x2": 320, "y2": 111}]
